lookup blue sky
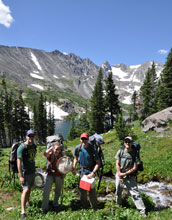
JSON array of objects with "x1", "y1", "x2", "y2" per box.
[{"x1": 0, "y1": 0, "x2": 172, "y2": 66}]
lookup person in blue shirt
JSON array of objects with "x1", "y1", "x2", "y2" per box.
[{"x1": 72, "y1": 132, "x2": 100, "y2": 210}]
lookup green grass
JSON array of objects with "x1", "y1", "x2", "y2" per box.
[{"x1": 0, "y1": 121, "x2": 172, "y2": 219}]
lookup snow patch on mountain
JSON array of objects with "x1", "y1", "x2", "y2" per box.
[
  {"x1": 30, "y1": 73, "x2": 44, "y2": 80},
  {"x1": 31, "y1": 84, "x2": 44, "y2": 90},
  {"x1": 30, "y1": 52, "x2": 42, "y2": 71},
  {"x1": 53, "y1": 75, "x2": 59, "y2": 79},
  {"x1": 130, "y1": 64, "x2": 141, "y2": 69},
  {"x1": 46, "y1": 102, "x2": 68, "y2": 120}
]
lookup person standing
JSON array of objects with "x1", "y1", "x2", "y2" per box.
[
  {"x1": 115, "y1": 136, "x2": 146, "y2": 218},
  {"x1": 42, "y1": 142, "x2": 64, "y2": 213},
  {"x1": 17, "y1": 129, "x2": 37, "y2": 219},
  {"x1": 72, "y1": 132, "x2": 100, "y2": 210}
]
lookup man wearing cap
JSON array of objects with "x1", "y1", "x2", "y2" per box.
[
  {"x1": 42, "y1": 142, "x2": 64, "y2": 213},
  {"x1": 72, "y1": 132, "x2": 100, "y2": 210},
  {"x1": 115, "y1": 136, "x2": 146, "y2": 218},
  {"x1": 17, "y1": 129, "x2": 37, "y2": 219}
]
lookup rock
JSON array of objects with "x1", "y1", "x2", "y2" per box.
[
  {"x1": 142, "y1": 107, "x2": 172, "y2": 132},
  {"x1": 60, "y1": 99, "x2": 85, "y2": 114}
]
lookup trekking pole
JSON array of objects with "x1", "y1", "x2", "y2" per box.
[
  {"x1": 60, "y1": 181, "x2": 64, "y2": 206},
  {"x1": 1, "y1": 168, "x2": 9, "y2": 188},
  {"x1": 97, "y1": 167, "x2": 103, "y2": 190}
]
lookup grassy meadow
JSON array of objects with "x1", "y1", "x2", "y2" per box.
[{"x1": 0, "y1": 121, "x2": 172, "y2": 219}]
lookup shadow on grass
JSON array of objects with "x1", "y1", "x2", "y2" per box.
[{"x1": 34, "y1": 199, "x2": 106, "y2": 213}]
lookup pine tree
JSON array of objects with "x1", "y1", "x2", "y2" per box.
[
  {"x1": 67, "y1": 114, "x2": 78, "y2": 140},
  {"x1": 37, "y1": 93, "x2": 47, "y2": 144},
  {"x1": 140, "y1": 68, "x2": 152, "y2": 119},
  {"x1": 0, "y1": 101, "x2": 6, "y2": 147},
  {"x1": 11, "y1": 92, "x2": 30, "y2": 142},
  {"x1": 75, "y1": 113, "x2": 90, "y2": 135},
  {"x1": 157, "y1": 48, "x2": 172, "y2": 109},
  {"x1": 131, "y1": 91, "x2": 138, "y2": 121},
  {"x1": 149, "y1": 62, "x2": 158, "y2": 114},
  {"x1": 114, "y1": 113, "x2": 133, "y2": 142},
  {"x1": 47, "y1": 102, "x2": 55, "y2": 136},
  {"x1": 4, "y1": 92, "x2": 13, "y2": 146},
  {"x1": 104, "y1": 72, "x2": 121, "y2": 129},
  {"x1": 90, "y1": 68, "x2": 105, "y2": 134}
]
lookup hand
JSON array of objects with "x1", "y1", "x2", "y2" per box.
[
  {"x1": 72, "y1": 168, "x2": 77, "y2": 175},
  {"x1": 118, "y1": 172, "x2": 126, "y2": 178},
  {"x1": 87, "y1": 172, "x2": 95, "y2": 179},
  {"x1": 119, "y1": 177, "x2": 124, "y2": 182},
  {"x1": 20, "y1": 176, "x2": 25, "y2": 185}
]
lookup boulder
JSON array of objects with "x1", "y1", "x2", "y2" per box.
[{"x1": 142, "y1": 107, "x2": 172, "y2": 132}]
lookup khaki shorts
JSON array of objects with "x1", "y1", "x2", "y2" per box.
[{"x1": 22, "y1": 173, "x2": 35, "y2": 190}]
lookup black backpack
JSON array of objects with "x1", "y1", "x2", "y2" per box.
[
  {"x1": 9, "y1": 141, "x2": 25, "y2": 174},
  {"x1": 9, "y1": 141, "x2": 37, "y2": 173},
  {"x1": 119, "y1": 142, "x2": 143, "y2": 172}
]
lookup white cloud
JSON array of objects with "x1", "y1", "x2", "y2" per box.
[
  {"x1": 0, "y1": 0, "x2": 14, "y2": 28},
  {"x1": 158, "y1": 49, "x2": 168, "y2": 55}
]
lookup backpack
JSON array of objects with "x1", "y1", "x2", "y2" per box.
[
  {"x1": 45, "y1": 134, "x2": 64, "y2": 172},
  {"x1": 88, "y1": 133, "x2": 105, "y2": 168},
  {"x1": 78, "y1": 133, "x2": 105, "y2": 190},
  {"x1": 9, "y1": 141, "x2": 37, "y2": 174},
  {"x1": 78, "y1": 133, "x2": 105, "y2": 169},
  {"x1": 9, "y1": 141, "x2": 25, "y2": 174},
  {"x1": 46, "y1": 134, "x2": 64, "y2": 150},
  {"x1": 119, "y1": 142, "x2": 143, "y2": 172}
]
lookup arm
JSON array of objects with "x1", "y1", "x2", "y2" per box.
[
  {"x1": 17, "y1": 158, "x2": 24, "y2": 185},
  {"x1": 116, "y1": 159, "x2": 125, "y2": 179},
  {"x1": 87, "y1": 159, "x2": 101, "y2": 179},
  {"x1": 72, "y1": 156, "x2": 78, "y2": 175},
  {"x1": 116, "y1": 159, "x2": 138, "y2": 179},
  {"x1": 125, "y1": 163, "x2": 138, "y2": 175},
  {"x1": 44, "y1": 146, "x2": 54, "y2": 157}
]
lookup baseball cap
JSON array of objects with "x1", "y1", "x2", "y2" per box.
[
  {"x1": 26, "y1": 129, "x2": 35, "y2": 136},
  {"x1": 124, "y1": 136, "x2": 133, "y2": 142},
  {"x1": 80, "y1": 132, "x2": 89, "y2": 139}
]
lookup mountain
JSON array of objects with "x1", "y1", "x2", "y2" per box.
[
  {"x1": 101, "y1": 61, "x2": 164, "y2": 104},
  {"x1": 0, "y1": 45, "x2": 164, "y2": 106}
]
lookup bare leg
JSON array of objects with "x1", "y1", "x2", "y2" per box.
[{"x1": 21, "y1": 188, "x2": 31, "y2": 214}]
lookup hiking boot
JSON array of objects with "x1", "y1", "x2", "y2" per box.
[
  {"x1": 42, "y1": 209, "x2": 48, "y2": 214},
  {"x1": 21, "y1": 213, "x2": 26, "y2": 219}
]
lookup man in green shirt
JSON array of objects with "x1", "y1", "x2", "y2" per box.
[
  {"x1": 17, "y1": 129, "x2": 37, "y2": 219},
  {"x1": 115, "y1": 136, "x2": 146, "y2": 218}
]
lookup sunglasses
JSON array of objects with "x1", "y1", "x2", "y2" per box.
[
  {"x1": 28, "y1": 135, "x2": 35, "y2": 138},
  {"x1": 81, "y1": 137, "x2": 88, "y2": 140},
  {"x1": 125, "y1": 140, "x2": 131, "y2": 143}
]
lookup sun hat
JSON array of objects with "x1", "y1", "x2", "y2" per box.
[
  {"x1": 56, "y1": 156, "x2": 73, "y2": 174},
  {"x1": 80, "y1": 132, "x2": 89, "y2": 139}
]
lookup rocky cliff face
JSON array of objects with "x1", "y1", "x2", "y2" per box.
[
  {"x1": 0, "y1": 45, "x2": 164, "y2": 104},
  {"x1": 101, "y1": 61, "x2": 164, "y2": 104}
]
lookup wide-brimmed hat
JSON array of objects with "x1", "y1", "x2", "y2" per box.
[{"x1": 56, "y1": 156, "x2": 73, "y2": 174}]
